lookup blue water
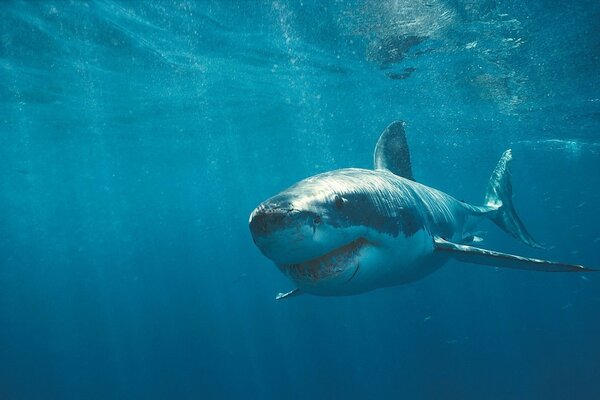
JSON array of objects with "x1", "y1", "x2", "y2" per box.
[{"x1": 1, "y1": 1, "x2": 599, "y2": 399}]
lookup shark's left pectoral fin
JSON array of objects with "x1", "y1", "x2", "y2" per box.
[
  {"x1": 275, "y1": 288, "x2": 301, "y2": 300},
  {"x1": 434, "y1": 237, "x2": 596, "y2": 272}
]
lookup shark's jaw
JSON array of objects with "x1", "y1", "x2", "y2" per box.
[
  {"x1": 277, "y1": 237, "x2": 370, "y2": 285},
  {"x1": 249, "y1": 203, "x2": 375, "y2": 292}
]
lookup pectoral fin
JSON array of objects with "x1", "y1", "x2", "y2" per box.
[
  {"x1": 434, "y1": 237, "x2": 595, "y2": 272},
  {"x1": 275, "y1": 288, "x2": 301, "y2": 300}
]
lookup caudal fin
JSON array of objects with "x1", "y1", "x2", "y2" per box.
[{"x1": 485, "y1": 149, "x2": 542, "y2": 248}]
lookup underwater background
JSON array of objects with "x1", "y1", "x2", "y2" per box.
[{"x1": 1, "y1": 1, "x2": 599, "y2": 399}]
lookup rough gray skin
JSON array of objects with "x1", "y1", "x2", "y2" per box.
[{"x1": 249, "y1": 168, "x2": 488, "y2": 244}]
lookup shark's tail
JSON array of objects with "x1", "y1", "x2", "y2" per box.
[{"x1": 485, "y1": 149, "x2": 542, "y2": 248}]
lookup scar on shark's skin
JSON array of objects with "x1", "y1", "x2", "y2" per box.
[{"x1": 249, "y1": 120, "x2": 596, "y2": 299}]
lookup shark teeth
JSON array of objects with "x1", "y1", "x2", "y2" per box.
[{"x1": 279, "y1": 238, "x2": 368, "y2": 282}]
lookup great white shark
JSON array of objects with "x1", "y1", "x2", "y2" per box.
[{"x1": 249, "y1": 121, "x2": 595, "y2": 299}]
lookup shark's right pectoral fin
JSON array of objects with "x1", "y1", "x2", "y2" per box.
[
  {"x1": 275, "y1": 288, "x2": 301, "y2": 300},
  {"x1": 434, "y1": 237, "x2": 596, "y2": 272}
]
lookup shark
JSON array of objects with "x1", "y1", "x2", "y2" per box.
[{"x1": 248, "y1": 121, "x2": 595, "y2": 299}]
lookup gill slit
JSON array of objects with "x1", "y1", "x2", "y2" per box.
[{"x1": 348, "y1": 263, "x2": 360, "y2": 281}]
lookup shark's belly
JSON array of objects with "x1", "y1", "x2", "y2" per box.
[{"x1": 357, "y1": 228, "x2": 440, "y2": 288}]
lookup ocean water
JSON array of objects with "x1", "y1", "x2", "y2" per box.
[{"x1": 1, "y1": 1, "x2": 599, "y2": 399}]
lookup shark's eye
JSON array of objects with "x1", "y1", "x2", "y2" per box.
[
  {"x1": 334, "y1": 195, "x2": 346, "y2": 209},
  {"x1": 313, "y1": 216, "x2": 322, "y2": 225}
]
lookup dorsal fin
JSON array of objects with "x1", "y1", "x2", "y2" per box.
[{"x1": 373, "y1": 120, "x2": 414, "y2": 180}]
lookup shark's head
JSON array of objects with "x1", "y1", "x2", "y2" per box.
[
  {"x1": 249, "y1": 179, "x2": 364, "y2": 265},
  {"x1": 249, "y1": 169, "x2": 415, "y2": 293}
]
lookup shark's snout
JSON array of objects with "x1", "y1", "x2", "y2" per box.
[
  {"x1": 249, "y1": 202, "x2": 318, "y2": 239},
  {"x1": 249, "y1": 202, "x2": 291, "y2": 237},
  {"x1": 249, "y1": 199, "x2": 326, "y2": 264}
]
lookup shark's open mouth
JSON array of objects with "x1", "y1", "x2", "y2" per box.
[{"x1": 279, "y1": 238, "x2": 368, "y2": 282}]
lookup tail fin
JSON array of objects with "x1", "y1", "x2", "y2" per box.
[{"x1": 485, "y1": 149, "x2": 542, "y2": 248}]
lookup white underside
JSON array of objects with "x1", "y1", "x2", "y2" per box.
[{"x1": 280, "y1": 227, "x2": 441, "y2": 296}]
